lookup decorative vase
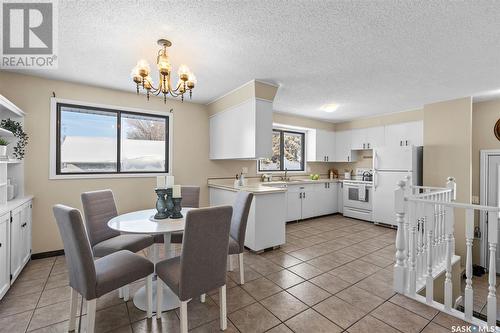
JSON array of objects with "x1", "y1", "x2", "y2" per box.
[
  {"x1": 165, "y1": 188, "x2": 174, "y2": 217},
  {"x1": 154, "y1": 188, "x2": 169, "y2": 219},
  {"x1": 171, "y1": 197, "x2": 183, "y2": 219}
]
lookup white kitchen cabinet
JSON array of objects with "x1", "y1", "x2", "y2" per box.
[
  {"x1": 337, "y1": 182, "x2": 343, "y2": 214},
  {"x1": 286, "y1": 183, "x2": 338, "y2": 221},
  {"x1": 335, "y1": 130, "x2": 357, "y2": 162},
  {"x1": 384, "y1": 121, "x2": 423, "y2": 147},
  {"x1": 0, "y1": 213, "x2": 10, "y2": 299},
  {"x1": 209, "y1": 98, "x2": 273, "y2": 159},
  {"x1": 351, "y1": 126, "x2": 385, "y2": 150},
  {"x1": 306, "y1": 129, "x2": 335, "y2": 162},
  {"x1": 286, "y1": 186, "x2": 302, "y2": 221},
  {"x1": 315, "y1": 182, "x2": 338, "y2": 216},
  {"x1": 301, "y1": 185, "x2": 318, "y2": 219},
  {"x1": 365, "y1": 126, "x2": 385, "y2": 148}
]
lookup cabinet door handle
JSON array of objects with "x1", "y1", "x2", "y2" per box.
[
  {"x1": 299, "y1": 193, "x2": 302, "y2": 199},
  {"x1": 405, "y1": 140, "x2": 408, "y2": 146},
  {"x1": 347, "y1": 155, "x2": 350, "y2": 162},
  {"x1": 21, "y1": 222, "x2": 27, "y2": 228},
  {"x1": 368, "y1": 143, "x2": 370, "y2": 149},
  {"x1": 327, "y1": 156, "x2": 329, "y2": 161},
  {"x1": 0, "y1": 243, "x2": 2, "y2": 248},
  {"x1": 303, "y1": 192, "x2": 306, "y2": 198}
]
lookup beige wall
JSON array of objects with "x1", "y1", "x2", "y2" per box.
[
  {"x1": 334, "y1": 109, "x2": 423, "y2": 131},
  {"x1": 471, "y1": 100, "x2": 500, "y2": 199},
  {"x1": 423, "y1": 97, "x2": 472, "y2": 264},
  {"x1": 206, "y1": 80, "x2": 255, "y2": 116}
]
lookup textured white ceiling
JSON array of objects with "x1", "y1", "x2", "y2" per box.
[{"x1": 8, "y1": 0, "x2": 500, "y2": 121}]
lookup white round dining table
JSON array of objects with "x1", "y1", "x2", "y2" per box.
[{"x1": 107, "y1": 208, "x2": 191, "y2": 312}]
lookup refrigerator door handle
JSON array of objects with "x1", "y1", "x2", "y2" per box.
[
  {"x1": 373, "y1": 151, "x2": 379, "y2": 170},
  {"x1": 374, "y1": 171, "x2": 378, "y2": 190}
]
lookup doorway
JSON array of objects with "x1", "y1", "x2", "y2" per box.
[{"x1": 480, "y1": 150, "x2": 500, "y2": 268}]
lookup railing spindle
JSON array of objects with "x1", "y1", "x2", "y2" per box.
[
  {"x1": 408, "y1": 201, "x2": 417, "y2": 296},
  {"x1": 425, "y1": 203, "x2": 435, "y2": 303},
  {"x1": 444, "y1": 206, "x2": 454, "y2": 310},
  {"x1": 487, "y1": 211, "x2": 497, "y2": 327},
  {"x1": 393, "y1": 180, "x2": 407, "y2": 293},
  {"x1": 464, "y1": 209, "x2": 474, "y2": 320}
]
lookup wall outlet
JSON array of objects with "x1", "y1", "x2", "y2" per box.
[
  {"x1": 472, "y1": 196, "x2": 480, "y2": 205},
  {"x1": 242, "y1": 167, "x2": 248, "y2": 174}
]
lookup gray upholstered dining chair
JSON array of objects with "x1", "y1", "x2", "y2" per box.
[
  {"x1": 227, "y1": 192, "x2": 254, "y2": 285},
  {"x1": 153, "y1": 185, "x2": 200, "y2": 245},
  {"x1": 81, "y1": 189, "x2": 154, "y2": 300},
  {"x1": 155, "y1": 205, "x2": 233, "y2": 333},
  {"x1": 53, "y1": 205, "x2": 154, "y2": 333}
]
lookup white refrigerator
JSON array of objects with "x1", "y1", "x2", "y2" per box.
[{"x1": 372, "y1": 146, "x2": 423, "y2": 226}]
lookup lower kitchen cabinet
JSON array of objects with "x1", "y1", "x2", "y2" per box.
[
  {"x1": 286, "y1": 182, "x2": 338, "y2": 222},
  {"x1": 0, "y1": 197, "x2": 33, "y2": 300},
  {"x1": 0, "y1": 213, "x2": 10, "y2": 299}
]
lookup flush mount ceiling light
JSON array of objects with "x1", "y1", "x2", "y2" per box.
[
  {"x1": 320, "y1": 103, "x2": 339, "y2": 112},
  {"x1": 131, "y1": 39, "x2": 196, "y2": 103}
]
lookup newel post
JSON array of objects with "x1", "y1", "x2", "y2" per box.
[
  {"x1": 446, "y1": 177, "x2": 456, "y2": 201},
  {"x1": 394, "y1": 180, "x2": 407, "y2": 293}
]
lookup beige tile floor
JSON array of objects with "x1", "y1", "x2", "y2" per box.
[{"x1": 0, "y1": 214, "x2": 475, "y2": 333}]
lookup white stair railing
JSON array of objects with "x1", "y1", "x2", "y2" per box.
[{"x1": 394, "y1": 177, "x2": 500, "y2": 329}]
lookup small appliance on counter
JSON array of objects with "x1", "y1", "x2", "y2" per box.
[{"x1": 354, "y1": 168, "x2": 373, "y2": 182}]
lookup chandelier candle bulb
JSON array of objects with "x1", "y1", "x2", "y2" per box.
[
  {"x1": 131, "y1": 39, "x2": 195, "y2": 103},
  {"x1": 172, "y1": 185, "x2": 181, "y2": 198},
  {"x1": 156, "y1": 176, "x2": 166, "y2": 189},
  {"x1": 166, "y1": 175, "x2": 175, "y2": 188}
]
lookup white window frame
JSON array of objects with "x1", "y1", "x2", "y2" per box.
[{"x1": 49, "y1": 97, "x2": 173, "y2": 179}]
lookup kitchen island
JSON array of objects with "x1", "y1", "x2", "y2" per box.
[{"x1": 208, "y1": 180, "x2": 287, "y2": 252}]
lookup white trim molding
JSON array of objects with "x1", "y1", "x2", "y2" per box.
[{"x1": 49, "y1": 97, "x2": 173, "y2": 180}]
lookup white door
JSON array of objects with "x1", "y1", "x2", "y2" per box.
[
  {"x1": 351, "y1": 128, "x2": 365, "y2": 150},
  {"x1": 10, "y1": 207, "x2": 23, "y2": 282},
  {"x1": 20, "y1": 203, "x2": 31, "y2": 266},
  {"x1": 373, "y1": 171, "x2": 411, "y2": 226},
  {"x1": 301, "y1": 187, "x2": 317, "y2": 219},
  {"x1": 365, "y1": 126, "x2": 385, "y2": 148},
  {"x1": 485, "y1": 155, "x2": 500, "y2": 268},
  {"x1": 335, "y1": 130, "x2": 353, "y2": 162},
  {"x1": 337, "y1": 183, "x2": 343, "y2": 214},
  {"x1": 384, "y1": 123, "x2": 407, "y2": 147},
  {"x1": 326, "y1": 183, "x2": 338, "y2": 214},
  {"x1": 0, "y1": 213, "x2": 10, "y2": 299},
  {"x1": 286, "y1": 188, "x2": 302, "y2": 221},
  {"x1": 373, "y1": 146, "x2": 414, "y2": 171}
]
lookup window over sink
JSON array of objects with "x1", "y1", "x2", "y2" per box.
[{"x1": 258, "y1": 129, "x2": 305, "y2": 172}]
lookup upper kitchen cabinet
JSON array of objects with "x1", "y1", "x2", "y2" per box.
[
  {"x1": 209, "y1": 98, "x2": 273, "y2": 159},
  {"x1": 351, "y1": 126, "x2": 385, "y2": 150},
  {"x1": 384, "y1": 120, "x2": 423, "y2": 147},
  {"x1": 306, "y1": 129, "x2": 335, "y2": 162},
  {"x1": 335, "y1": 130, "x2": 357, "y2": 162}
]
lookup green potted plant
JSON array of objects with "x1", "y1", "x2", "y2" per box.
[{"x1": 0, "y1": 138, "x2": 8, "y2": 158}]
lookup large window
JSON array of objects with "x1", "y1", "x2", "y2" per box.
[
  {"x1": 258, "y1": 129, "x2": 305, "y2": 172},
  {"x1": 55, "y1": 102, "x2": 169, "y2": 175}
]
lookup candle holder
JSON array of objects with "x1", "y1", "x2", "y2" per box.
[
  {"x1": 165, "y1": 188, "x2": 174, "y2": 218},
  {"x1": 171, "y1": 197, "x2": 183, "y2": 219},
  {"x1": 154, "y1": 188, "x2": 169, "y2": 219}
]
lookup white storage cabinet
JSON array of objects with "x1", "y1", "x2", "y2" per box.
[{"x1": 306, "y1": 129, "x2": 335, "y2": 162}]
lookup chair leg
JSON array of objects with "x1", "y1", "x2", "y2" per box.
[
  {"x1": 156, "y1": 279, "x2": 163, "y2": 320},
  {"x1": 118, "y1": 287, "x2": 123, "y2": 298},
  {"x1": 146, "y1": 275, "x2": 153, "y2": 318},
  {"x1": 123, "y1": 284, "x2": 130, "y2": 301},
  {"x1": 68, "y1": 287, "x2": 78, "y2": 331},
  {"x1": 180, "y1": 300, "x2": 188, "y2": 333},
  {"x1": 227, "y1": 255, "x2": 234, "y2": 271},
  {"x1": 219, "y1": 285, "x2": 227, "y2": 331},
  {"x1": 86, "y1": 298, "x2": 97, "y2": 333},
  {"x1": 200, "y1": 293, "x2": 206, "y2": 303},
  {"x1": 238, "y1": 253, "x2": 245, "y2": 285}
]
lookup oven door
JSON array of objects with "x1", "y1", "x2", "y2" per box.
[{"x1": 343, "y1": 184, "x2": 372, "y2": 211}]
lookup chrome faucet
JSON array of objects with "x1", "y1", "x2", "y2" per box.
[{"x1": 280, "y1": 168, "x2": 289, "y2": 181}]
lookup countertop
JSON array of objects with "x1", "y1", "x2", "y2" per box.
[{"x1": 208, "y1": 178, "x2": 373, "y2": 194}]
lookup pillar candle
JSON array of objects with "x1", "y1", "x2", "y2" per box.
[
  {"x1": 172, "y1": 185, "x2": 181, "y2": 198},
  {"x1": 156, "y1": 176, "x2": 166, "y2": 188},
  {"x1": 166, "y1": 175, "x2": 175, "y2": 188}
]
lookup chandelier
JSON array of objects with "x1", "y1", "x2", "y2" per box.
[{"x1": 131, "y1": 39, "x2": 196, "y2": 103}]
